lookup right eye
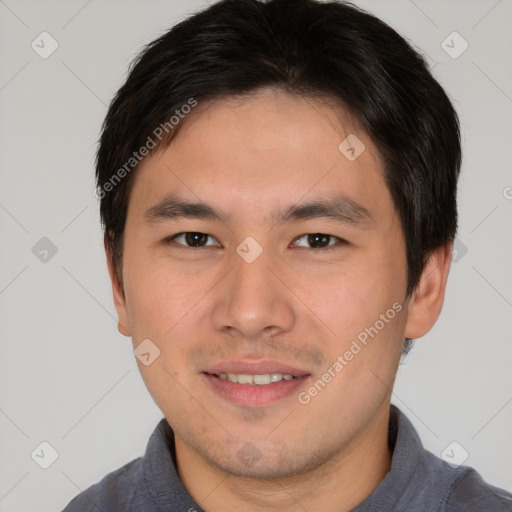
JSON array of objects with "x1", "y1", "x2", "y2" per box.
[{"x1": 166, "y1": 232, "x2": 221, "y2": 248}]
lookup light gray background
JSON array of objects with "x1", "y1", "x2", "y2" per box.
[{"x1": 0, "y1": 0, "x2": 511, "y2": 510}]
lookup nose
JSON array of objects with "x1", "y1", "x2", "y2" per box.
[{"x1": 211, "y1": 246, "x2": 296, "y2": 340}]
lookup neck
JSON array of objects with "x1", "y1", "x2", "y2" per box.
[{"x1": 175, "y1": 403, "x2": 392, "y2": 512}]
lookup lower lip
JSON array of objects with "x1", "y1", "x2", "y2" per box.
[{"x1": 203, "y1": 373, "x2": 309, "y2": 407}]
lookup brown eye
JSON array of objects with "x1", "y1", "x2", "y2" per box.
[
  {"x1": 294, "y1": 233, "x2": 343, "y2": 250},
  {"x1": 307, "y1": 233, "x2": 331, "y2": 248},
  {"x1": 170, "y1": 232, "x2": 220, "y2": 248}
]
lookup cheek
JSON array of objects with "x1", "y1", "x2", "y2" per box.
[
  {"x1": 124, "y1": 259, "x2": 197, "y2": 414},
  {"x1": 300, "y1": 255, "x2": 407, "y2": 397},
  {"x1": 305, "y1": 259, "x2": 402, "y2": 339},
  {"x1": 123, "y1": 249, "x2": 202, "y2": 340}
]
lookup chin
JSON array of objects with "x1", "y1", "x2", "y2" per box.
[{"x1": 194, "y1": 437, "x2": 338, "y2": 481}]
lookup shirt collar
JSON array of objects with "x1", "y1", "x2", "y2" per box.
[
  {"x1": 352, "y1": 404, "x2": 428, "y2": 511},
  {"x1": 142, "y1": 418, "x2": 203, "y2": 511}
]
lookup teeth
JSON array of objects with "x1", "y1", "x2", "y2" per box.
[
  {"x1": 237, "y1": 374, "x2": 253, "y2": 384},
  {"x1": 253, "y1": 374, "x2": 271, "y2": 385},
  {"x1": 217, "y1": 373, "x2": 295, "y2": 385}
]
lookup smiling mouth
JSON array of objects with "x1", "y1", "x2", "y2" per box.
[
  {"x1": 202, "y1": 360, "x2": 311, "y2": 406},
  {"x1": 205, "y1": 372, "x2": 298, "y2": 385}
]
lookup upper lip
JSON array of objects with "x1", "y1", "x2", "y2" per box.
[{"x1": 203, "y1": 360, "x2": 310, "y2": 378}]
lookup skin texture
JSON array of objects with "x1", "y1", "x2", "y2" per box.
[{"x1": 107, "y1": 88, "x2": 452, "y2": 512}]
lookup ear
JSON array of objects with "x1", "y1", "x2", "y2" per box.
[
  {"x1": 404, "y1": 242, "x2": 452, "y2": 339},
  {"x1": 105, "y1": 238, "x2": 132, "y2": 337}
]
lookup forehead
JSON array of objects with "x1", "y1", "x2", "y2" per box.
[{"x1": 128, "y1": 89, "x2": 395, "y2": 227}]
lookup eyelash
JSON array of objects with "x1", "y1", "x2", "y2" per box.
[{"x1": 165, "y1": 232, "x2": 347, "y2": 252}]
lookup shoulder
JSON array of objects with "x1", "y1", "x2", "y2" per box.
[
  {"x1": 61, "y1": 457, "x2": 148, "y2": 512},
  {"x1": 442, "y1": 464, "x2": 512, "y2": 512},
  {"x1": 419, "y1": 449, "x2": 512, "y2": 512},
  {"x1": 61, "y1": 418, "x2": 189, "y2": 512},
  {"x1": 389, "y1": 407, "x2": 512, "y2": 512}
]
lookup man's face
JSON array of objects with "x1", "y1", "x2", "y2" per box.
[{"x1": 115, "y1": 89, "x2": 409, "y2": 478}]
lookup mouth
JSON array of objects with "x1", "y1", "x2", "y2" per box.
[
  {"x1": 208, "y1": 372, "x2": 297, "y2": 385},
  {"x1": 202, "y1": 361, "x2": 311, "y2": 407}
]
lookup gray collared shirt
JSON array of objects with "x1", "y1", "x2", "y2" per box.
[{"x1": 62, "y1": 405, "x2": 512, "y2": 511}]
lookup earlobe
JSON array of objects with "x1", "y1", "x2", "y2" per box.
[
  {"x1": 404, "y1": 242, "x2": 452, "y2": 340},
  {"x1": 104, "y1": 238, "x2": 132, "y2": 338},
  {"x1": 117, "y1": 320, "x2": 131, "y2": 337}
]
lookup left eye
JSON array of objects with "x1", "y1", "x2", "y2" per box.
[{"x1": 293, "y1": 233, "x2": 344, "y2": 250}]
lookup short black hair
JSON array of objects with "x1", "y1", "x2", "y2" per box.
[{"x1": 97, "y1": 0, "x2": 461, "y2": 311}]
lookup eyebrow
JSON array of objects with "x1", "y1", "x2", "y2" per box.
[{"x1": 144, "y1": 194, "x2": 373, "y2": 229}]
